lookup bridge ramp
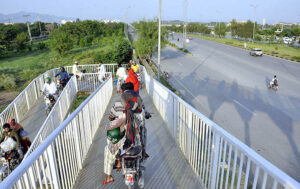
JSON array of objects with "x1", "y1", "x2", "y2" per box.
[{"x1": 73, "y1": 89, "x2": 204, "y2": 189}]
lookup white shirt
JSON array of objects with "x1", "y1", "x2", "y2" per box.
[
  {"x1": 73, "y1": 64, "x2": 78, "y2": 74},
  {"x1": 98, "y1": 64, "x2": 106, "y2": 74},
  {"x1": 42, "y1": 82, "x2": 57, "y2": 95},
  {"x1": 116, "y1": 67, "x2": 127, "y2": 80}
]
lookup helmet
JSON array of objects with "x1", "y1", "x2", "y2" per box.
[
  {"x1": 45, "y1": 77, "x2": 51, "y2": 83},
  {"x1": 107, "y1": 127, "x2": 124, "y2": 144},
  {"x1": 20, "y1": 130, "x2": 28, "y2": 137}
]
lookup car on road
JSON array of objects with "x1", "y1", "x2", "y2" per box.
[
  {"x1": 188, "y1": 36, "x2": 193, "y2": 40},
  {"x1": 249, "y1": 48, "x2": 263, "y2": 56}
]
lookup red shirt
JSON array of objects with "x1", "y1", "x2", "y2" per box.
[{"x1": 125, "y1": 69, "x2": 140, "y2": 93}]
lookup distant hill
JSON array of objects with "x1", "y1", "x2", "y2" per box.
[{"x1": 0, "y1": 11, "x2": 75, "y2": 24}]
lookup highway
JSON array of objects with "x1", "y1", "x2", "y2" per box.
[{"x1": 154, "y1": 33, "x2": 300, "y2": 181}]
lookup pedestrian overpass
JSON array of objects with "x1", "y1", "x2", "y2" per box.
[{"x1": 0, "y1": 64, "x2": 299, "y2": 189}]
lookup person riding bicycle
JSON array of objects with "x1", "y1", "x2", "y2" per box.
[
  {"x1": 0, "y1": 123, "x2": 23, "y2": 159},
  {"x1": 55, "y1": 67, "x2": 70, "y2": 87},
  {"x1": 42, "y1": 77, "x2": 58, "y2": 100}
]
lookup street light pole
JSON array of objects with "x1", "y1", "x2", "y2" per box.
[
  {"x1": 23, "y1": 15, "x2": 32, "y2": 42},
  {"x1": 158, "y1": 0, "x2": 162, "y2": 79},
  {"x1": 250, "y1": 4, "x2": 258, "y2": 44}
]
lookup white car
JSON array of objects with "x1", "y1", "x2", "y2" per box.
[{"x1": 250, "y1": 48, "x2": 263, "y2": 56}]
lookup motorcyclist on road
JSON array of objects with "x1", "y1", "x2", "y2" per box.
[
  {"x1": 42, "y1": 77, "x2": 58, "y2": 100},
  {"x1": 55, "y1": 67, "x2": 70, "y2": 87},
  {"x1": 270, "y1": 75, "x2": 278, "y2": 88},
  {"x1": 0, "y1": 123, "x2": 23, "y2": 159}
]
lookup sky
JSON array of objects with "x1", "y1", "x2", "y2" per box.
[{"x1": 0, "y1": 0, "x2": 299, "y2": 24}]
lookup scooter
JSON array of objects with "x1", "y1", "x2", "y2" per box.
[
  {"x1": 45, "y1": 94, "x2": 56, "y2": 115},
  {"x1": 0, "y1": 149, "x2": 20, "y2": 182},
  {"x1": 121, "y1": 146, "x2": 145, "y2": 189}
]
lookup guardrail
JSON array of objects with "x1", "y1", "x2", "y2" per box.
[
  {"x1": 0, "y1": 68, "x2": 58, "y2": 132},
  {"x1": 0, "y1": 74, "x2": 113, "y2": 189},
  {"x1": 0, "y1": 64, "x2": 117, "y2": 134},
  {"x1": 24, "y1": 76, "x2": 78, "y2": 159},
  {"x1": 143, "y1": 68, "x2": 300, "y2": 189}
]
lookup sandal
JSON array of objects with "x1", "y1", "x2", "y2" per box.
[{"x1": 102, "y1": 177, "x2": 114, "y2": 185}]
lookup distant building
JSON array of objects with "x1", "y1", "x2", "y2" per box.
[
  {"x1": 61, "y1": 20, "x2": 73, "y2": 24},
  {"x1": 99, "y1": 19, "x2": 120, "y2": 23},
  {"x1": 4, "y1": 23, "x2": 14, "y2": 25},
  {"x1": 272, "y1": 22, "x2": 294, "y2": 26}
]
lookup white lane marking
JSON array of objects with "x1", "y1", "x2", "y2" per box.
[{"x1": 233, "y1": 100, "x2": 255, "y2": 115}]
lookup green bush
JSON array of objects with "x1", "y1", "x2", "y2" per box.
[
  {"x1": 15, "y1": 32, "x2": 29, "y2": 51},
  {"x1": 49, "y1": 30, "x2": 73, "y2": 55},
  {"x1": 0, "y1": 74, "x2": 17, "y2": 91},
  {"x1": 37, "y1": 42, "x2": 47, "y2": 50}
]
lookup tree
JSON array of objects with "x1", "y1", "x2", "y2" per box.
[
  {"x1": 215, "y1": 23, "x2": 226, "y2": 37},
  {"x1": 133, "y1": 20, "x2": 167, "y2": 58},
  {"x1": 112, "y1": 37, "x2": 132, "y2": 64},
  {"x1": 15, "y1": 32, "x2": 29, "y2": 51},
  {"x1": 49, "y1": 30, "x2": 73, "y2": 55}
]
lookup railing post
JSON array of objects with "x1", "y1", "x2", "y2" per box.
[
  {"x1": 186, "y1": 110, "x2": 193, "y2": 159},
  {"x1": 13, "y1": 102, "x2": 20, "y2": 121},
  {"x1": 25, "y1": 91, "x2": 30, "y2": 110},
  {"x1": 59, "y1": 102, "x2": 63, "y2": 121},
  {"x1": 47, "y1": 144, "x2": 60, "y2": 189},
  {"x1": 73, "y1": 119, "x2": 83, "y2": 169},
  {"x1": 74, "y1": 76, "x2": 78, "y2": 92},
  {"x1": 210, "y1": 133, "x2": 221, "y2": 189},
  {"x1": 34, "y1": 81, "x2": 38, "y2": 100}
]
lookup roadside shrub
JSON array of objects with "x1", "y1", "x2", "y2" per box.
[
  {"x1": 20, "y1": 69, "x2": 40, "y2": 81},
  {"x1": 37, "y1": 42, "x2": 47, "y2": 50},
  {"x1": 0, "y1": 74, "x2": 17, "y2": 91},
  {"x1": 15, "y1": 32, "x2": 29, "y2": 51}
]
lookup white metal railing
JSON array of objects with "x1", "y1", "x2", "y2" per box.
[
  {"x1": 143, "y1": 68, "x2": 300, "y2": 189},
  {"x1": 24, "y1": 76, "x2": 77, "y2": 159},
  {"x1": 0, "y1": 74, "x2": 113, "y2": 189},
  {"x1": 0, "y1": 68, "x2": 58, "y2": 132},
  {"x1": 0, "y1": 64, "x2": 117, "y2": 135}
]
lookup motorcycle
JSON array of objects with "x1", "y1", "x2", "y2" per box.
[
  {"x1": 45, "y1": 94, "x2": 56, "y2": 115},
  {"x1": 268, "y1": 83, "x2": 278, "y2": 91},
  {"x1": 57, "y1": 79, "x2": 67, "y2": 92},
  {"x1": 0, "y1": 149, "x2": 20, "y2": 182},
  {"x1": 121, "y1": 146, "x2": 145, "y2": 189}
]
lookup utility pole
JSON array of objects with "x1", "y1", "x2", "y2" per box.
[
  {"x1": 38, "y1": 14, "x2": 42, "y2": 36},
  {"x1": 183, "y1": 0, "x2": 188, "y2": 49},
  {"x1": 23, "y1": 15, "x2": 32, "y2": 42},
  {"x1": 216, "y1": 10, "x2": 221, "y2": 37},
  {"x1": 250, "y1": 4, "x2": 258, "y2": 43},
  {"x1": 158, "y1": 0, "x2": 162, "y2": 79}
]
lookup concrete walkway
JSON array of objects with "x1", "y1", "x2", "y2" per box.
[
  {"x1": 73, "y1": 89, "x2": 204, "y2": 189},
  {"x1": 19, "y1": 97, "x2": 47, "y2": 141}
]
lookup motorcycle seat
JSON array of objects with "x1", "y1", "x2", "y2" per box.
[{"x1": 125, "y1": 146, "x2": 142, "y2": 156}]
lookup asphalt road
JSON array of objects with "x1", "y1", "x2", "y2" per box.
[{"x1": 154, "y1": 33, "x2": 300, "y2": 181}]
